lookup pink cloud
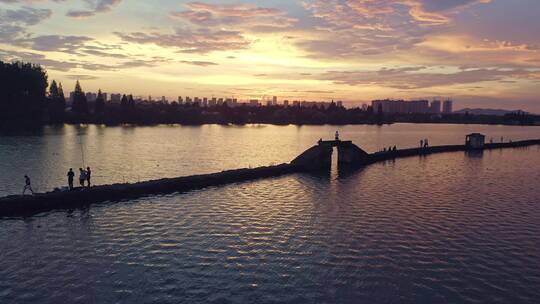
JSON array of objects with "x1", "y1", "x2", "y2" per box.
[
  {"x1": 171, "y1": 2, "x2": 297, "y2": 30},
  {"x1": 115, "y1": 27, "x2": 250, "y2": 54}
]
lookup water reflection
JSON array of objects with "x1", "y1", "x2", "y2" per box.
[
  {"x1": 465, "y1": 150, "x2": 484, "y2": 158},
  {"x1": 1, "y1": 123, "x2": 540, "y2": 195},
  {"x1": 1, "y1": 148, "x2": 540, "y2": 303}
]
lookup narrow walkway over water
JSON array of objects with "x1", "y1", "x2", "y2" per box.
[{"x1": 1, "y1": 137, "x2": 539, "y2": 216}]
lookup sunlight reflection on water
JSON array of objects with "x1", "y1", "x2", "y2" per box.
[
  {"x1": 1, "y1": 123, "x2": 539, "y2": 195},
  {"x1": 0, "y1": 138, "x2": 539, "y2": 302}
]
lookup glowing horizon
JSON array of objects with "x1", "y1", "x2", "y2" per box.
[{"x1": 1, "y1": 0, "x2": 539, "y2": 111}]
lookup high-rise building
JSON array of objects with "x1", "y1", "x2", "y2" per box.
[
  {"x1": 111, "y1": 93, "x2": 121, "y2": 103},
  {"x1": 443, "y1": 100, "x2": 453, "y2": 114},
  {"x1": 69, "y1": 92, "x2": 75, "y2": 104},
  {"x1": 430, "y1": 100, "x2": 441, "y2": 114},
  {"x1": 272, "y1": 96, "x2": 277, "y2": 105},
  {"x1": 409, "y1": 100, "x2": 429, "y2": 113},
  {"x1": 85, "y1": 92, "x2": 97, "y2": 102},
  {"x1": 283, "y1": 100, "x2": 289, "y2": 107},
  {"x1": 372, "y1": 99, "x2": 429, "y2": 114},
  {"x1": 178, "y1": 96, "x2": 183, "y2": 104}
]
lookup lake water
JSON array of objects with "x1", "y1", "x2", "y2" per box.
[
  {"x1": 1, "y1": 123, "x2": 540, "y2": 196},
  {"x1": 1, "y1": 124, "x2": 540, "y2": 303}
]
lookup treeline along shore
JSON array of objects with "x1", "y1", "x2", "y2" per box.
[
  {"x1": 2, "y1": 60, "x2": 540, "y2": 127},
  {"x1": 1, "y1": 138, "x2": 539, "y2": 217}
]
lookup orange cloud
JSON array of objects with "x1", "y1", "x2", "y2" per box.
[{"x1": 171, "y1": 2, "x2": 297, "y2": 30}]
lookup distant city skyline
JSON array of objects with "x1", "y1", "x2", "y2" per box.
[
  {"x1": 1, "y1": 1, "x2": 539, "y2": 111},
  {"x1": 63, "y1": 80, "x2": 458, "y2": 110},
  {"x1": 67, "y1": 88, "x2": 348, "y2": 108},
  {"x1": 69, "y1": 87, "x2": 462, "y2": 112}
]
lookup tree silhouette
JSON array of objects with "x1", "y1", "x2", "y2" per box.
[
  {"x1": 120, "y1": 94, "x2": 128, "y2": 108},
  {"x1": 94, "y1": 89, "x2": 105, "y2": 115},
  {"x1": 47, "y1": 80, "x2": 66, "y2": 122},
  {"x1": 49, "y1": 80, "x2": 59, "y2": 97},
  {"x1": 58, "y1": 83, "x2": 65, "y2": 99},
  {"x1": 128, "y1": 94, "x2": 135, "y2": 108},
  {"x1": 0, "y1": 61, "x2": 48, "y2": 124},
  {"x1": 71, "y1": 80, "x2": 88, "y2": 116}
]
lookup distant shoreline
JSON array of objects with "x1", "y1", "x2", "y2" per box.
[{"x1": 2, "y1": 119, "x2": 540, "y2": 129}]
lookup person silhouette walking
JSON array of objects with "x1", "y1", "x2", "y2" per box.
[{"x1": 22, "y1": 175, "x2": 34, "y2": 195}]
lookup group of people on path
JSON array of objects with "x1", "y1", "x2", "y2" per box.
[
  {"x1": 67, "y1": 167, "x2": 91, "y2": 190},
  {"x1": 489, "y1": 137, "x2": 512, "y2": 144},
  {"x1": 382, "y1": 146, "x2": 398, "y2": 153},
  {"x1": 22, "y1": 166, "x2": 92, "y2": 195},
  {"x1": 420, "y1": 138, "x2": 429, "y2": 148}
]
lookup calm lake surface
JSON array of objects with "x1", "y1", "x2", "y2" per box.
[
  {"x1": 1, "y1": 123, "x2": 540, "y2": 195},
  {"x1": 1, "y1": 124, "x2": 540, "y2": 303}
]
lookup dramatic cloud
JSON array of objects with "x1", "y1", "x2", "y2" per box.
[
  {"x1": 0, "y1": 48, "x2": 167, "y2": 72},
  {"x1": 297, "y1": 0, "x2": 493, "y2": 59},
  {"x1": 407, "y1": 0, "x2": 492, "y2": 24},
  {"x1": 0, "y1": 50, "x2": 78, "y2": 71},
  {"x1": 22, "y1": 35, "x2": 92, "y2": 52},
  {"x1": 0, "y1": 7, "x2": 52, "y2": 41},
  {"x1": 66, "y1": 74, "x2": 99, "y2": 80},
  {"x1": 115, "y1": 27, "x2": 250, "y2": 54},
  {"x1": 317, "y1": 66, "x2": 539, "y2": 89},
  {"x1": 0, "y1": 0, "x2": 66, "y2": 2},
  {"x1": 79, "y1": 44, "x2": 127, "y2": 58},
  {"x1": 179, "y1": 60, "x2": 218, "y2": 67},
  {"x1": 172, "y1": 2, "x2": 297, "y2": 30},
  {"x1": 67, "y1": 0, "x2": 122, "y2": 18},
  {"x1": 305, "y1": 0, "x2": 491, "y2": 25},
  {"x1": 0, "y1": 0, "x2": 538, "y2": 111},
  {"x1": 0, "y1": 25, "x2": 25, "y2": 41},
  {"x1": 0, "y1": 7, "x2": 52, "y2": 26},
  {"x1": 419, "y1": 0, "x2": 492, "y2": 13},
  {"x1": 80, "y1": 49, "x2": 127, "y2": 58}
]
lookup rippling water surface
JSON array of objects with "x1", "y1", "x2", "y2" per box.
[{"x1": 1, "y1": 124, "x2": 540, "y2": 303}]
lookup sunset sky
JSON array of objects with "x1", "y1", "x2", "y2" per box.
[{"x1": 1, "y1": 0, "x2": 539, "y2": 111}]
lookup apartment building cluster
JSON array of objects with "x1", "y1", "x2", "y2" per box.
[
  {"x1": 372, "y1": 99, "x2": 453, "y2": 114},
  {"x1": 68, "y1": 91, "x2": 346, "y2": 109}
]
